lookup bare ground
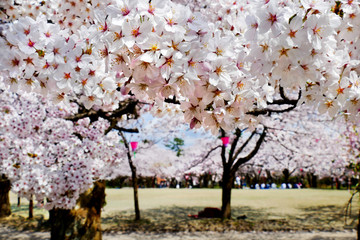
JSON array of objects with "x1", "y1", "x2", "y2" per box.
[
  {"x1": 0, "y1": 188, "x2": 358, "y2": 239},
  {"x1": 0, "y1": 224, "x2": 356, "y2": 240}
]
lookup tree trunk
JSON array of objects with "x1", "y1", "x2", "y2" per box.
[
  {"x1": 152, "y1": 176, "x2": 156, "y2": 188},
  {"x1": 17, "y1": 196, "x2": 20, "y2": 207},
  {"x1": 49, "y1": 208, "x2": 75, "y2": 240},
  {"x1": 336, "y1": 178, "x2": 340, "y2": 190},
  {"x1": 29, "y1": 194, "x2": 33, "y2": 219},
  {"x1": 358, "y1": 179, "x2": 360, "y2": 240},
  {"x1": 119, "y1": 132, "x2": 141, "y2": 220},
  {"x1": 348, "y1": 177, "x2": 352, "y2": 190},
  {"x1": 283, "y1": 168, "x2": 290, "y2": 184},
  {"x1": 245, "y1": 173, "x2": 251, "y2": 188},
  {"x1": 49, "y1": 180, "x2": 106, "y2": 240},
  {"x1": 307, "y1": 173, "x2": 318, "y2": 188},
  {"x1": 265, "y1": 170, "x2": 273, "y2": 183},
  {"x1": 0, "y1": 175, "x2": 11, "y2": 218},
  {"x1": 131, "y1": 167, "x2": 140, "y2": 221},
  {"x1": 221, "y1": 170, "x2": 234, "y2": 219},
  {"x1": 356, "y1": 209, "x2": 360, "y2": 240},
  {"x1": 311, "y1": 174, "x2": 318, "y2": 188}
]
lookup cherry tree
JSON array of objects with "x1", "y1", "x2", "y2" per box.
[
  {"x1": 0, "y1": 87, "x2": 183, "y2": 238},
  {"x1": 342, "y1": 119, "x2": 360, "y2": 239},
  {"x1": 170, "y1": 126, "x2": 266, "y2": 218},
  {"x1": 344, "y1": 122, "x2": 360, "y2": 166},
  {"x1": 252, "y1": 106, "x2": 349, "y2": 185},
  {"x1": 342, "y1": 119, "x2": 360, "y2": 188},
  {"x1": 1, "y1": 0, "x2": 360, "y2": 224},
  {"x1": 181, "y1": 106, "x2": 349, "y2": 218},
  {"x1": 2, "y1": 0, "x2": 360, "y2": 127},
  {"x1": 117, "y1": 112, "x2": 186, "y2": 220},
  {"x1": 182, "y1": 137, "x2": 224, "y2": 181},
  {"x1": 0, "y1": 85, "x2": 132, "y2": 239}
]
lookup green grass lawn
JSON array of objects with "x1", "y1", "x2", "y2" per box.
[
  {"x1": 102, "y1": 188, "x2": 352, "y2": 214},
  {"x1": 9, "y1": 188, "x2": 354, "y2": 216},
  {"x1": 7, "y1": 188, "x2": 358, "y2": 233}
]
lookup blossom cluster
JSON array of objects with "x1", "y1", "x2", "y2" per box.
[
  {"x1": 180, "y1": 106, "x2": 349, "y2": 181},
  {"x1": 196, "y1": 0, "x2": 360, "y2": 120},
  {"x1": 1, "y1": 0, "x2": 360, "y2": 208},
  {"x1": 2, "y1": 0, "x2": 360, "y2": 133},
  {"x1": 257, "y1": 106, "x2": 349, "y2": 178},
  {"x1": 342, "y1": 119, "x2": 360, "y2": 178},
  {"x1": 0, "y1": 85, "x2": 126, "y2": 209}
]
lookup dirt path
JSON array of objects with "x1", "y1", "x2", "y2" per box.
[
  {"x1": 105, "y1": 231, "x2": 356, "y2": 240},
  {"x1": 4, "y1": 189, "x2": 357, "y2": 239},
  {"x1": 0, "y1": 225, "x2": 49, "y2": 240},
  {"x1": 0, "y1": 226, "x2": 356, "y2": 240}
]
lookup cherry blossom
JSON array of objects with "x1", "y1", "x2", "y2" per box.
[
  {"x1": 1, "y1": 0, "x2": 360, "y2": 212},
  {"x1": 0, "y1": 86, "x2": 127, "y2": 209}
]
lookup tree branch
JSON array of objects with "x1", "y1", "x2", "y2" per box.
[
  {"x1": 164, "y1": 96, "x2": 180, "y2": 105},
  {"x1": 104, "y1": 115, "x2": 139, "y2": 135},
  {"x1": 267, "y1": 126, "x2": 308, "y2": 135},
  {"x1": 247, "y1": 90, "x2": 301, "y2": 116},
  {"x1": 247, "y1": 105, "x2": 297, "y2": 116},
  {"x1": 272, "y1": 155, "x2": 283, "y2": 163},
  {"x1": 220, "y1": 129, "x2": 227, "y2": 168},
  {"x1": 113, "y1": 126, "x2": 139, "y2": 133},
  {"x1": 289, "y1": 168, "x2": 298, "y2": 176},
  {"x1": 118, "y1": 131, "x2": 134, "y2": 168},
  {"x1": 104, "y1": 119, "x2": 118, "y2": 135},
  {"x1": 187, "y1": 145, "x2": 221, "y2": 170},
  {"x1": 227, "y1": 128, "x2": 242, "y2": 167},
  {"x1": 108, "y1": 99, "x2": 139, "y2": 119},
  {"x1": 65, "y1": 109, "x2": 103, "y2": 122},
  {"x1": 268, "y1": 99, "x2": 298, "y2": 105},
  {"x1": 232, "y1": 130, "x2": 257, "y2": 161},
  {"x1": 65, "y1": 99, "x2": 139, "y2": 123},
  {"x1": 231, "y1": 127, "x2": 267, "y2": 175}
]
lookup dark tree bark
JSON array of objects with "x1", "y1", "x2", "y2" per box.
[
  {"x1": 358, "y1": 208, "x2": 360, "y2": 240},
  {"x1": 265, "y1": 170, "x2": 273, "y2": 183},
  {"x1": 221, "y1": 168, "x2": 234, "y2": 219},
  {"x1": 49, "y1": 180, "x2": 106, "y2": 240},
  {"x1": 219, "y1": 127, "x2": 267, "y2": 219},
  {"x1": 65, "y1": 99, "x2": 139, "y2": 125},
  {"x1": 201, "y1": 173, "x2": 212, "y2": 188},
  {"x1": 306, "y1": 172, "x2": 318, "y2": 188},
  {"x1": 130, "y1": 165, "x2": 140, "y2": 221},
  {"x1": 335, "y1": 178, "x2": 340, "y2": 190},
  {"x1": 152, "y1": 176, "x2": 156, "y2": 188},
  {"x1": 306, "y1": 173, "x2": 311, "y2": 188},
  {"x1": 29, "y1": 194, "x2": 33, "y2": 219},
  {"x1": 0, "y1": 175, "x2": 11, "y2": 218},
  {"x1": 312, "y1": 174, "x2": 317, "y2": 188},
  {"x1": 283, "y1": 168, "x2": 290, "y2": 184},
  {"x1": 49, "y1": 208, "x2": 75, "y2": 240},
  {"x1": 48, "y1": 94, "x2": 139, "y2": 237},
  {"x1": 119, "y1": 131, "x2": 140, "y2": 221},
  {"x1": 358, "y1": 178, "x2": 360, "y2": 240}
]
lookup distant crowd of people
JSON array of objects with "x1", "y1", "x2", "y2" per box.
[
  {"x1": 249, "y1": 183, "x2": 302, "y2": 189},
  {"x1": 235, "y1": 176, "x2": 303, "y2": 190}
]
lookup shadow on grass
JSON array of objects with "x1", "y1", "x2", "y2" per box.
[
  {"x1": 102, "y1": 205, "x2": 292, "y2": 233},
  {"x1": 0, "y1": 225, "x2": 49, "y2": 240},
  {"x1": 295, "y1": 205, "x2": 358, "y2": 230},
  {"x1": 10, "y1": 204, "x2": 28, "y2": 213},
  {"x1": 0, "y1": 204, "x2": 50, "y2": 232},
  {"x1": 10, "y1": 203, "x2": 48, "y2": 216},
  {"x1": 0, "y1": 204, "x2": 356, "y2": 234},
  {"x1": 101, "y1": 205, "x2": 357, "y2": 233}
]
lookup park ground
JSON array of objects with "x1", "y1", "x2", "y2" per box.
[{"x1": 0, "y1": 188, "x2": 358, "y2": 239}]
